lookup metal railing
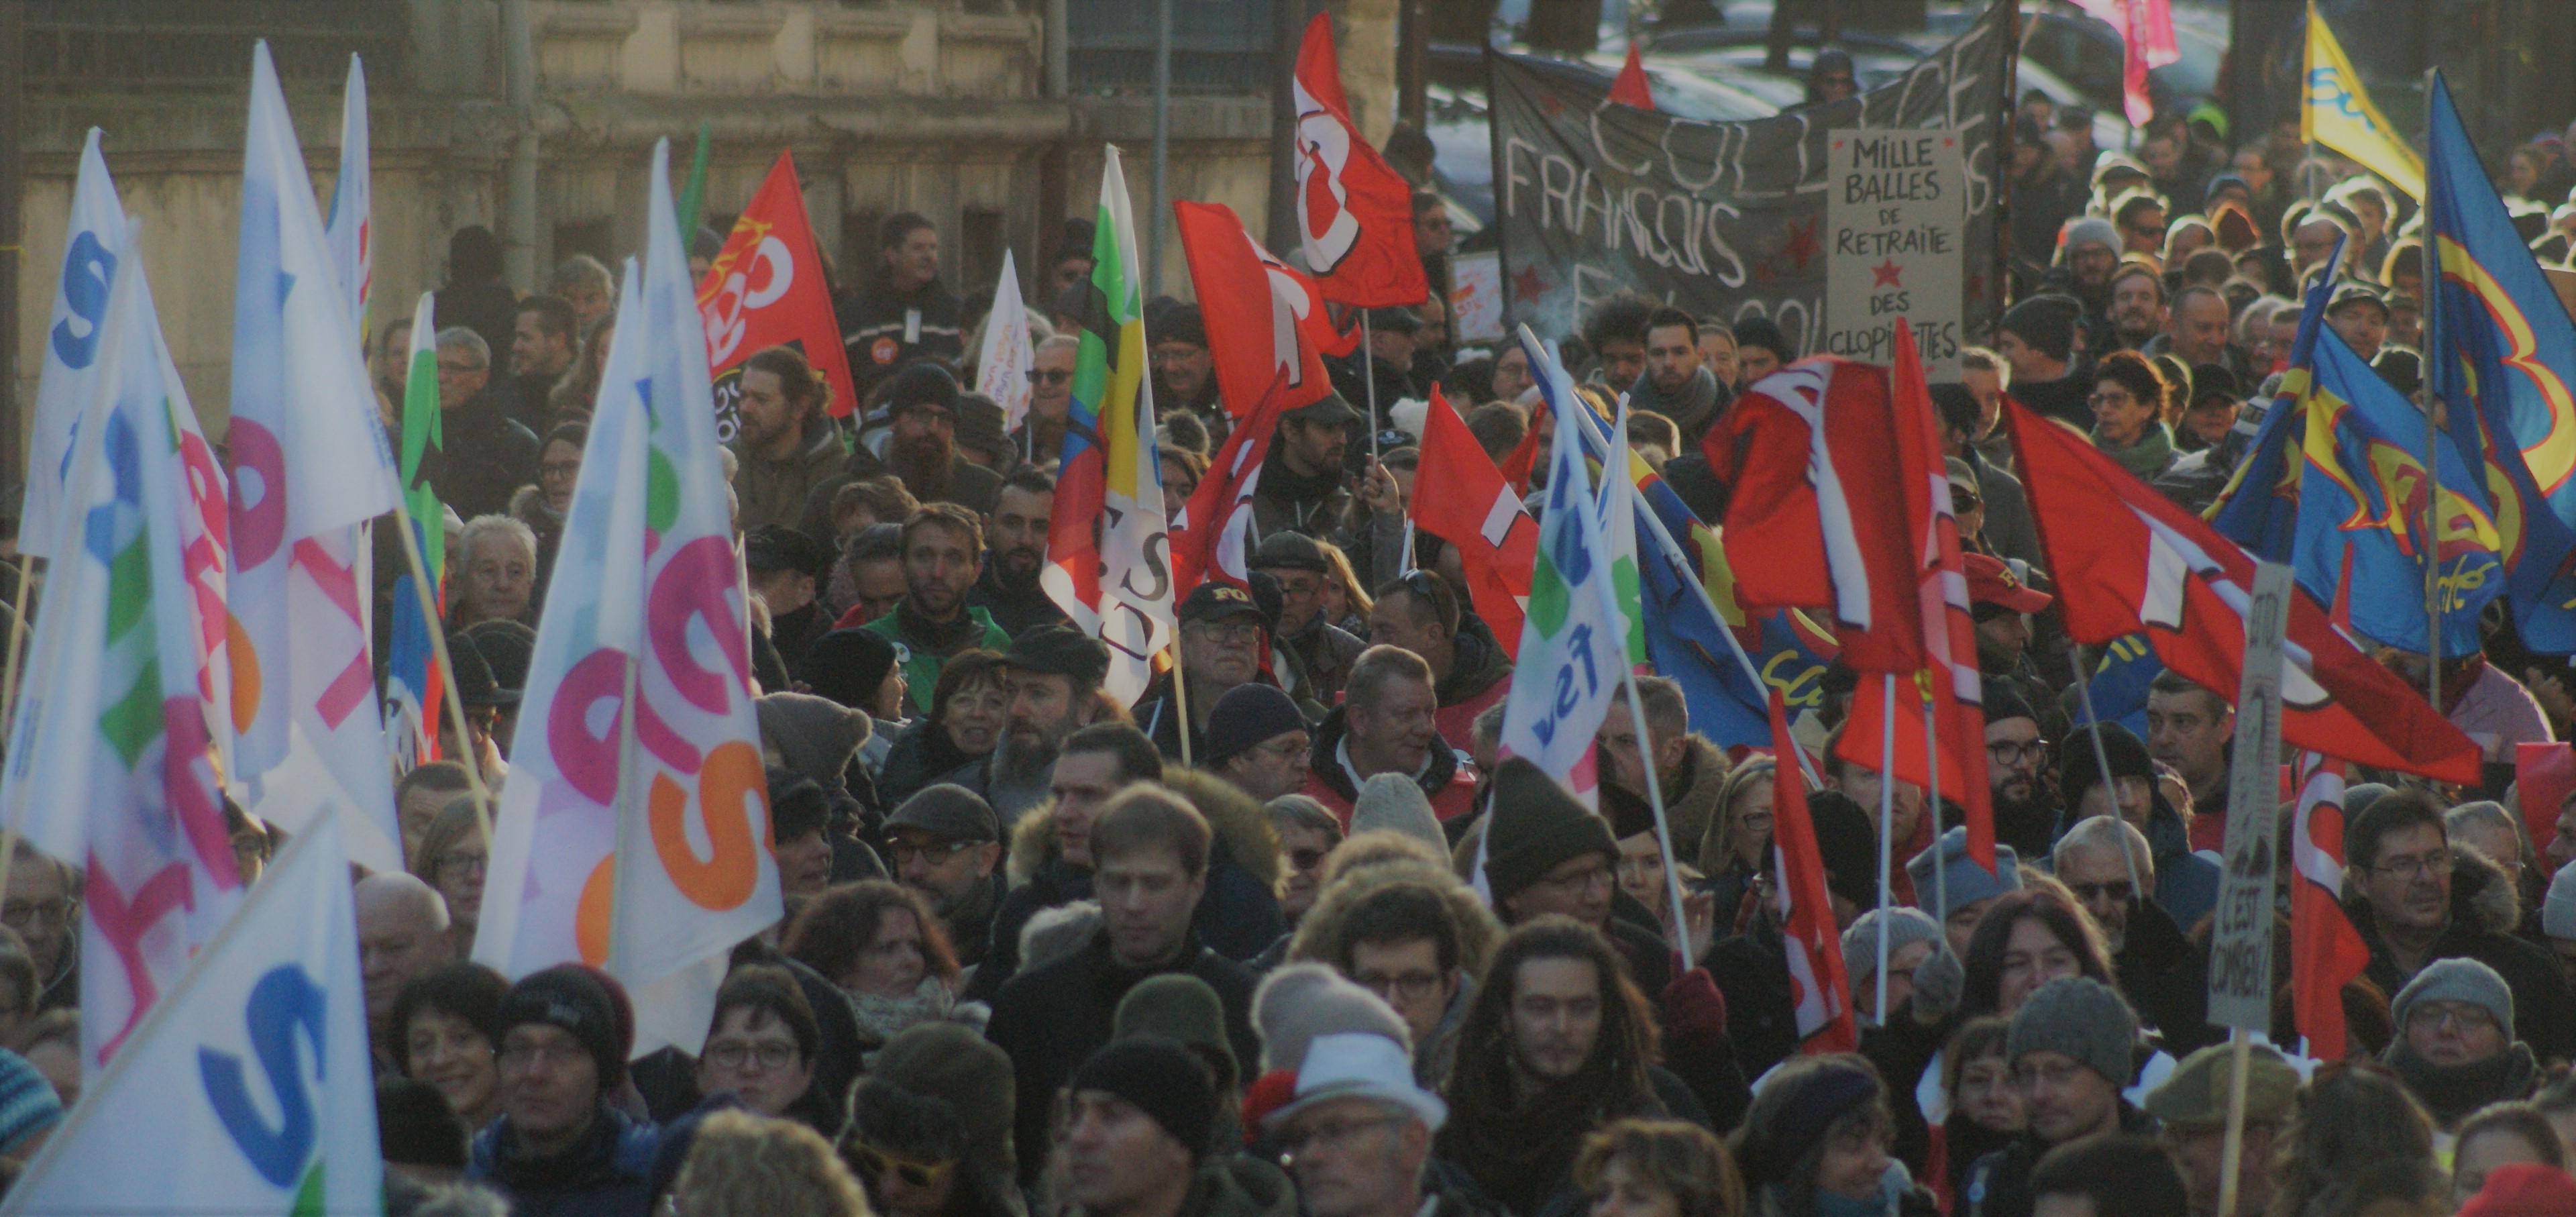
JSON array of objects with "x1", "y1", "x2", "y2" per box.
[
  {"x1": 1065, "y1": 0, "x2": 1274, "y2": 95},
  {"x1": 25, "y1": 0, "x2": 407, "y2": 87}
]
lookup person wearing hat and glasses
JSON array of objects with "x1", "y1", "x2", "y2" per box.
[
  {"x1": 885, "y1": 784, "x2": 1008, "y2": 971},
  {"x1": 467, "y1": 966, "x2": 659, "y2": 1215},
  {"x1": 1269, "y1": 1028, "x2": 1491, "y2": 1217},
  {"x1": 1252, "y1": 531, "x2": 1368, "y2": 706},
  {"x1": 1330, "y1": 308, "x2": 1420, "y2": 430},
  {"x1": 1132, "y1": 583, "x2": 1276, "y2": 763},
  {"x1": 2143, "y1": 1042, "x2": 2297, "y2": 1217}
]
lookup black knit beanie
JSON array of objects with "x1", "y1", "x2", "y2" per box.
[
  {"x1": 497, "y1": 965, "x2": 629, "y2": 1090},
  {"x1": 1069, "y1": 1036, "x2": 1216, "y2": 1161},
  {"x1": 1483, "y1": 757, "x2": 1619, "y2": 904}
]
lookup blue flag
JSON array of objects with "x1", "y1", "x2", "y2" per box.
[
  {"x1": 2085, "y1": 634, "x2": 2159, "y2": 738},
  {"x1": 2294, "y1": 325, "x2": 2502, "y2": 654},
  {"x1": 2210, "y1": 243, "x2": 2343, "y2": 559},
  {"x1": 2425, "y1": 71, "x2": 2576, "y2": 651}
]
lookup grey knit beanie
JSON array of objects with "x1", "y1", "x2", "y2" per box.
[
  {"x1": 2007, "y1": 976, "x2": 2137, "y2": 1086},
  {"x1": 2390, "y1": 956, "x2": 2514, "y2": 1042},
  {"x1": 1252, "y1": 962, "x2": 1409, "y2": 1073},
  {"x1": 2547, "y1": 859, "x2": 2576, "y2": 941},
  {"x1": 1352, "y1": 774, "x2": 1444, "y2": 853},
  {"x1": 1902, "y1": 827, "x2": 2023, "y2": 909},
  {"x1": 1841, "y1": 906, "x2": 1945, "y2": 987}
]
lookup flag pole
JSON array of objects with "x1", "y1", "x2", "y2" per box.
[
  {"x1": 1923, "y1": 688, "x2": 1947, "y2": 925},
  {"x1": 1171, "y1": 637, "x2": 1195, "y2": 768},
  {"x1": 1875, "y1": 672, "x2": 1895, "y2": 1025},
  {"x1": 2215, "y1": 1029, "x2": 2254, "y2": 1217},
  {"x1": 1362, "y1": 311, "x2": 1382, "y2": 464},
  {"x1": 2072, "y1": 657, "x2": 2145, "y2": 896},
  {"x1": 1623, "y1": 673, "x2": 1693, "y2": 967},
  {"x1": 386, "y1": 496, "x2": 494, "y2": 851}
]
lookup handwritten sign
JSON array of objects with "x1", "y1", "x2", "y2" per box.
[
  {"x1": 1822, "y1": 129, "x2": 1964, "y2": 380},
  {"x1": 2207, "y1": 561, "x2": 2292, "y2": 1032},
  {"x1": 1452, "y1": 250, "x2": 1506, "y2": 344}
]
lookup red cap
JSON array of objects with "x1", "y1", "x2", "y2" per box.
[
  {"x1": 1963, "y1": 553, "x2": 2051, "y2": 614},
  {"x1": 2459, "y1": 1164, "x2": 2576, "y2": 1217}
]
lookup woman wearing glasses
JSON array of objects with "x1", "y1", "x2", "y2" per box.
[
  {"x1": 410, "y1": 795, "x2": 492, "y2": 959},
  {"x1": 694, "y1": 965, "x2": 837, "y2": 1131},
  {"x1": 2084, "y1": 352, "x2": 2178, "y2": 482}
]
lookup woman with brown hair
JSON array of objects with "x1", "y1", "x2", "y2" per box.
[
  {"x1": 877, "y1": 649, "x2": 1010, "y2": 806},
  {"x1": 667, "y1": 1108, "x2": 871, "y2": 1216},
  {"x1": 1576, "y1": 1118, "x2": 1744, "y2": 1217},
  {"x1": 409, "y1": 796, "x2": 490, "y2": 958},
  {"x1": 783, "y1": 880, "x2": 971, "y2": 1051},
  {"x1": 2265, "y1": 1060, "x2": 2447, "y2": 1217},
  {"x1": 1730, "y1": 1055, "x2": 1935, "y2": 1217},
  {"x1": 1694, "y1": 757, "x2": 1776, "y2": 926}
]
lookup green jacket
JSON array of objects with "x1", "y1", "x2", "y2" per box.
[{"x1": 860, "y1": 606, "x2": 1012, "y2": 717}]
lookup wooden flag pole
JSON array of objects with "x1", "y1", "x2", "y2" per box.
[
  {"x1": 386, "y1": 498, "x2": 494, "y2": 852},
  {"x1": 2215, "y1": 1030, "x2": 2254, "y2": 1217}
]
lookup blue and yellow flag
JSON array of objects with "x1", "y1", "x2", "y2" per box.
[
  {"x1": 2424, "y1": 72, "x2": 2576, "y2": 652},
  {"x1": 2294, "y1": 325, "x2": 2500, "y2": 654},
  {"x1": 2209, "y1": 241, "x2": 2344, "y2": 560},
  {"x1": 2303, "y1": 3, "x2": 2424, "y2": 201}
]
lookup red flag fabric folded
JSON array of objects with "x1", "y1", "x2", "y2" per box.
[
  {"x1": 1291, "y1": 13, "x2": 1429, "y2": 308},
  {"x1": 1174, "y1": 201, "x2": 1350, "y2": 421},
  {"x1": 697, "y1": 151, "x2": 860, "y2": 425},
  {"x1": 1171, "y1": 371, "x2": 1292, "y2": 600},
  {"x1": 1412, "y1": 386, "x2": 1535, "y2": 656},
  {"x1": 2006, "y1": 396, "x2": 2482, "y2": 784},
  {"x1": 1771, "y1": 688, "x2": 1857, "y2": 1055}
]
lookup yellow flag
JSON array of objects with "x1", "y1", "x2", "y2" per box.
[{"x1": 2304, "y1": 2, "x2": 2425, "y2": 200}]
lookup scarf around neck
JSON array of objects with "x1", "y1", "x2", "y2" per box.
[{"x1": 2089, "y1": 421, "x2": 2174, "y2": 478}]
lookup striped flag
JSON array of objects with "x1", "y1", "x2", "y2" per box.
[
  {"x1": 1042, "y1": 147, "x2": 1176, "y2": 704},
  {"x1": 226, "y1": 41, "x2": 405, "y2": 871},
  {"x1": 385, "y1": 300, "x2": 446, "y2": 770},
  {"x1": 1772, "y1": 688, "x2": 1856, "y2": 1054},
  {"x1": 0, "y1": 225, "x2": 244, "y2": 1074}
]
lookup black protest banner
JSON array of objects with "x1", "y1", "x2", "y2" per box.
[{"x1": 1487, "y1": 0, "x2": 2012, "y2": 355}]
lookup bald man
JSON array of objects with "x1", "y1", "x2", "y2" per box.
[{"x1": 356, "y1": 873, "x2": 454, "y2": 1061}]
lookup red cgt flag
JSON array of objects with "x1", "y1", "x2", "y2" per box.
[
  {"x1": 1836, "y1": 323, "x2": 1994, "y2": 869},
  {"x1": 1173, "y1": 201, "x2": 1351, "y2": 421},
  {"x1": 698, "y1": 152, "x2": 861, "y2": 433},
  {"x1": 1291, "y1": 13, "x2": 1428, "y2": 307},
  {"x1": 1412, "y1": 386, "x2": 1535, "y2": 656},
  {"x1": 1771, "y1": 688, "x2": 1857, "y2": 1055},
  {"x1": 1171, "y1": 370, "x2": 1293, "y2": 600},
  {"x1": 2007, "y1": 396, "x2": 2483, "y2": 783}
]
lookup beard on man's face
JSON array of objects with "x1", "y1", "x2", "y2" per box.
[
  {"x1": 996, "y1": 540, "x2": 1045, "y2": 586},
  {"x1": 892, "y1": 430, "x2": 953, "y2": 483}
]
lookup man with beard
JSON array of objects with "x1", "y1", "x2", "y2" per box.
[
  {"x1": 1151, "y1": 305, "x2": 1224, "y2": 424},
  {"x1": 964, "y1": 717, "x2": 1152, "y2": 1002},
  {"x1": 1435, "y1": 918, "x2": 1705, "y2": 1217},
  {"x1": 886, "y1": 784, "x2": 1007, "y2": 969},
  {"x1": 2144, "y1": 670, "x2": 2231, "y2": 853},
  {"x1": 1252, "y1": 393, "x2": 1360, "y2": 543},
  {"x1": 1982, "y1": 686, "x2": 2058, "y2": 860},
  {"x1": 2047, "y1": 217, "x2": 2121, "y2": 340},
  {"x1": 2104, "y1": 264, "x2": 2166, "y2": 354},
  {"x1": 1252, "y1": 532, "x2": 1367, "y2": 707},
  {"x1": 731, "y1": 343, "x2": 844, "y2": 534},
  {"x1": 1132, "y1": 583, "x2": 1271, "y2": 763},
  {"x1": 1994, "y1": 295, "x2": 2090, "y2": 429},
  {"x1": 505, "y1": 295, "x2": 579, "y2": 433},
  {"x1": 856, "y1": 363, "x2": 1003, "y2": 515},
  {"x1": 1365, "y1": 572, "x2": 1509, "y2": 753},
  {"x1": 969, "y1": 469, "x2": 1067, "y2": 635},
  {"x1": 946, "y1": 625, "x2": 1114, "y2": 831},
  {"x1": 1627, "y1": 309, "x2": 1723, "y2": 448},
  {"x1": 861, "y1": 504, "x2": 1012, "y2": 717},
  {"x1": 841, "y1": 212, "x2": 963, "y2": 400}
]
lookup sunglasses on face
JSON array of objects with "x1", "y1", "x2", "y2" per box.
[
  {"x1": 1028, "y1": 368, "x2": 1071, "y2": 385},
  {"x1": 843, "y1": 1141, "x2": 956, "y2": 1188}
]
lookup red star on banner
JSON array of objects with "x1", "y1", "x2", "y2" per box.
[
  {"x1": 1782, "y1": 219, "x2": 1821, "y2": 269},
  {"x1": 1872, "y1": 259, "x2": 1904, "y2": 288},
  {"x1": 1540, "y1": 92, "x2": 1564, "y2": 117},
  {"x1": 1511, "y1": 264, "x2": 1548, "y2": 303}
]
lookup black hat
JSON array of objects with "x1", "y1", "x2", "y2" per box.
[
  {"x1": 2057, "y1": 722, "x2": 2155, "y2": 808},
  {"x1": 1983, "y1": 684, "x2": 2038, "y2": 728},
  {"x1": 1179, "y1": 581, "x2": 1267, "y2": 627},
  {"x1": 1153, "y1": 305, "x2": 1208, "y2": 349},
  {"x1": 1483, "y1": 757, "x2": 1618, "y2": 905},
  {"x1": 767, "y1": 767, "x2": 832, "y2": 845},
  {"x1": 445, "y1": 632, "x2": 519, "y2": 708},
  {"x1": 1364, "y1": 306, "x2": 1423, "y2": 335},
  {"x1": 1251, "y1": 531, "x2": 1332, "y2": 574},
  {"x1": 465, "y1": 619, "x2": 536, "y2": 695},
  {"x1": 1284, "y1": 391, "x2": 1364, "y2": 427},
  {"x1": 1731, "y1": 316, "x2": 1791, "y2": 362},
  {"x1": 498, "y1": 965, "x2": 631, "y2": 1089},
  {"x1": 2188, "y1": 363, "x2": 2241, "y2": 406},
  {"x1": 1004, "y1": 625, "x2": 1111, "y2": 688},
  {"x1": 1071, "y1": 1037, "x2": 1217, "y2": 1161},
  {"x1": 889, "y1": 362, "x2": 961, "y2": 417},
  {"x1": 1804, "y1": 790, "x2": 1881, "y2": 912},
  {"x1": 796, "y1": 628, "x2": 902, "y2": 710},
  {"x1": 888, "y1": 783, "x2": 1002, "y2": 844},
  {"x1": 745, "y1": 524, "x2": 830, "y2": 580},
  {"x1": 2326, "y1": 280, "x2": 2387, "y2": 319},
  {"x1": 1601, "y1": 782, "x2": 1656, "y2": 841},
  {"x1": 1999, "y1": 295, "x2": 2082, "y2": 363},
  {"x1": 1203, "y1": 684, "x2": 1307, "y2": 769}
]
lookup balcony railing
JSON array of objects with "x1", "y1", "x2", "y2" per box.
[{"x1": 25, "y1": 0, "x2": 408, "y2": 87}]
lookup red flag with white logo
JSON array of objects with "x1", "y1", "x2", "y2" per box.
[
  {"x1": 1771, "y1": 688, "x2": 1856, "y2": 1055},
  {"x1": 1412, "y1": 386, "x2": 1535, "y2": 656},
  {"x1": 1174, "y1": 201, "x2": 1352, "y2": 421},
  {"x1": 697, "y1": 151, "x2": 860, "y2": 434},
  {"x1": 1171, "y1": 370, "x2": 1292, "y2": 600},
  {"x1": 1292, "y1": 13, "x2": 1429, "y2": 307},
  {"x1": 2007, "y1": 396, "x2": 2481, "y2": 782}
]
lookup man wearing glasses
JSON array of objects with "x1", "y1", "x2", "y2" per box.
[
  {"x1": 1964, "y1": 977, "x2": 2152, "y2": 1217},
  {"x1": 693, "y1": 965, "x2": 827, "y2": 1129},
  {"x1": 885, "y1": 784, "x2": 1006, "y2": 970},
  {"x1": 1133, "y1": 584, "x2": 1274, "y2": 763},
  {"x1": 2346, "y1": 790, "x2": 2576, "y2": 1063},
  {"x1": 1266, "y1": 1029, "x2": 1470, "y2": 1217},
  {"x1": 2057, "y1": 723, "x2": 2218, "y2": 934},
  {"x1": 1982, "y1": 686, "x2": 2058, "y2": 859},
  {"x1": 468, "y1": 965, "x2": 655, "y2": 1214}
]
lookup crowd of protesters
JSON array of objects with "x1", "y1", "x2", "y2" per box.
[{"x1": 19, "y1": 41, "x2": 2576, "y2": 1217}]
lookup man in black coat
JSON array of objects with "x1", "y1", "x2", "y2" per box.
[
  {"x1": 427, "y1": 327, "x2": 539, "y2": 522},
  {"x1": 983, "y1": 786, "x2": 1259, "y2": 1187}
]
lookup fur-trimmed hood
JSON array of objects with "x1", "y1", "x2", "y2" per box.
[
  {"x1": 1287, "y1": 859, "x2": 1504, "y2": 982},
  {"x1": 2341, "y1": 841, "x2": 2522, "y2": 939},
  {"x1": 1003, "y1": 770, "x2": 1285, "y2": 895}
]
